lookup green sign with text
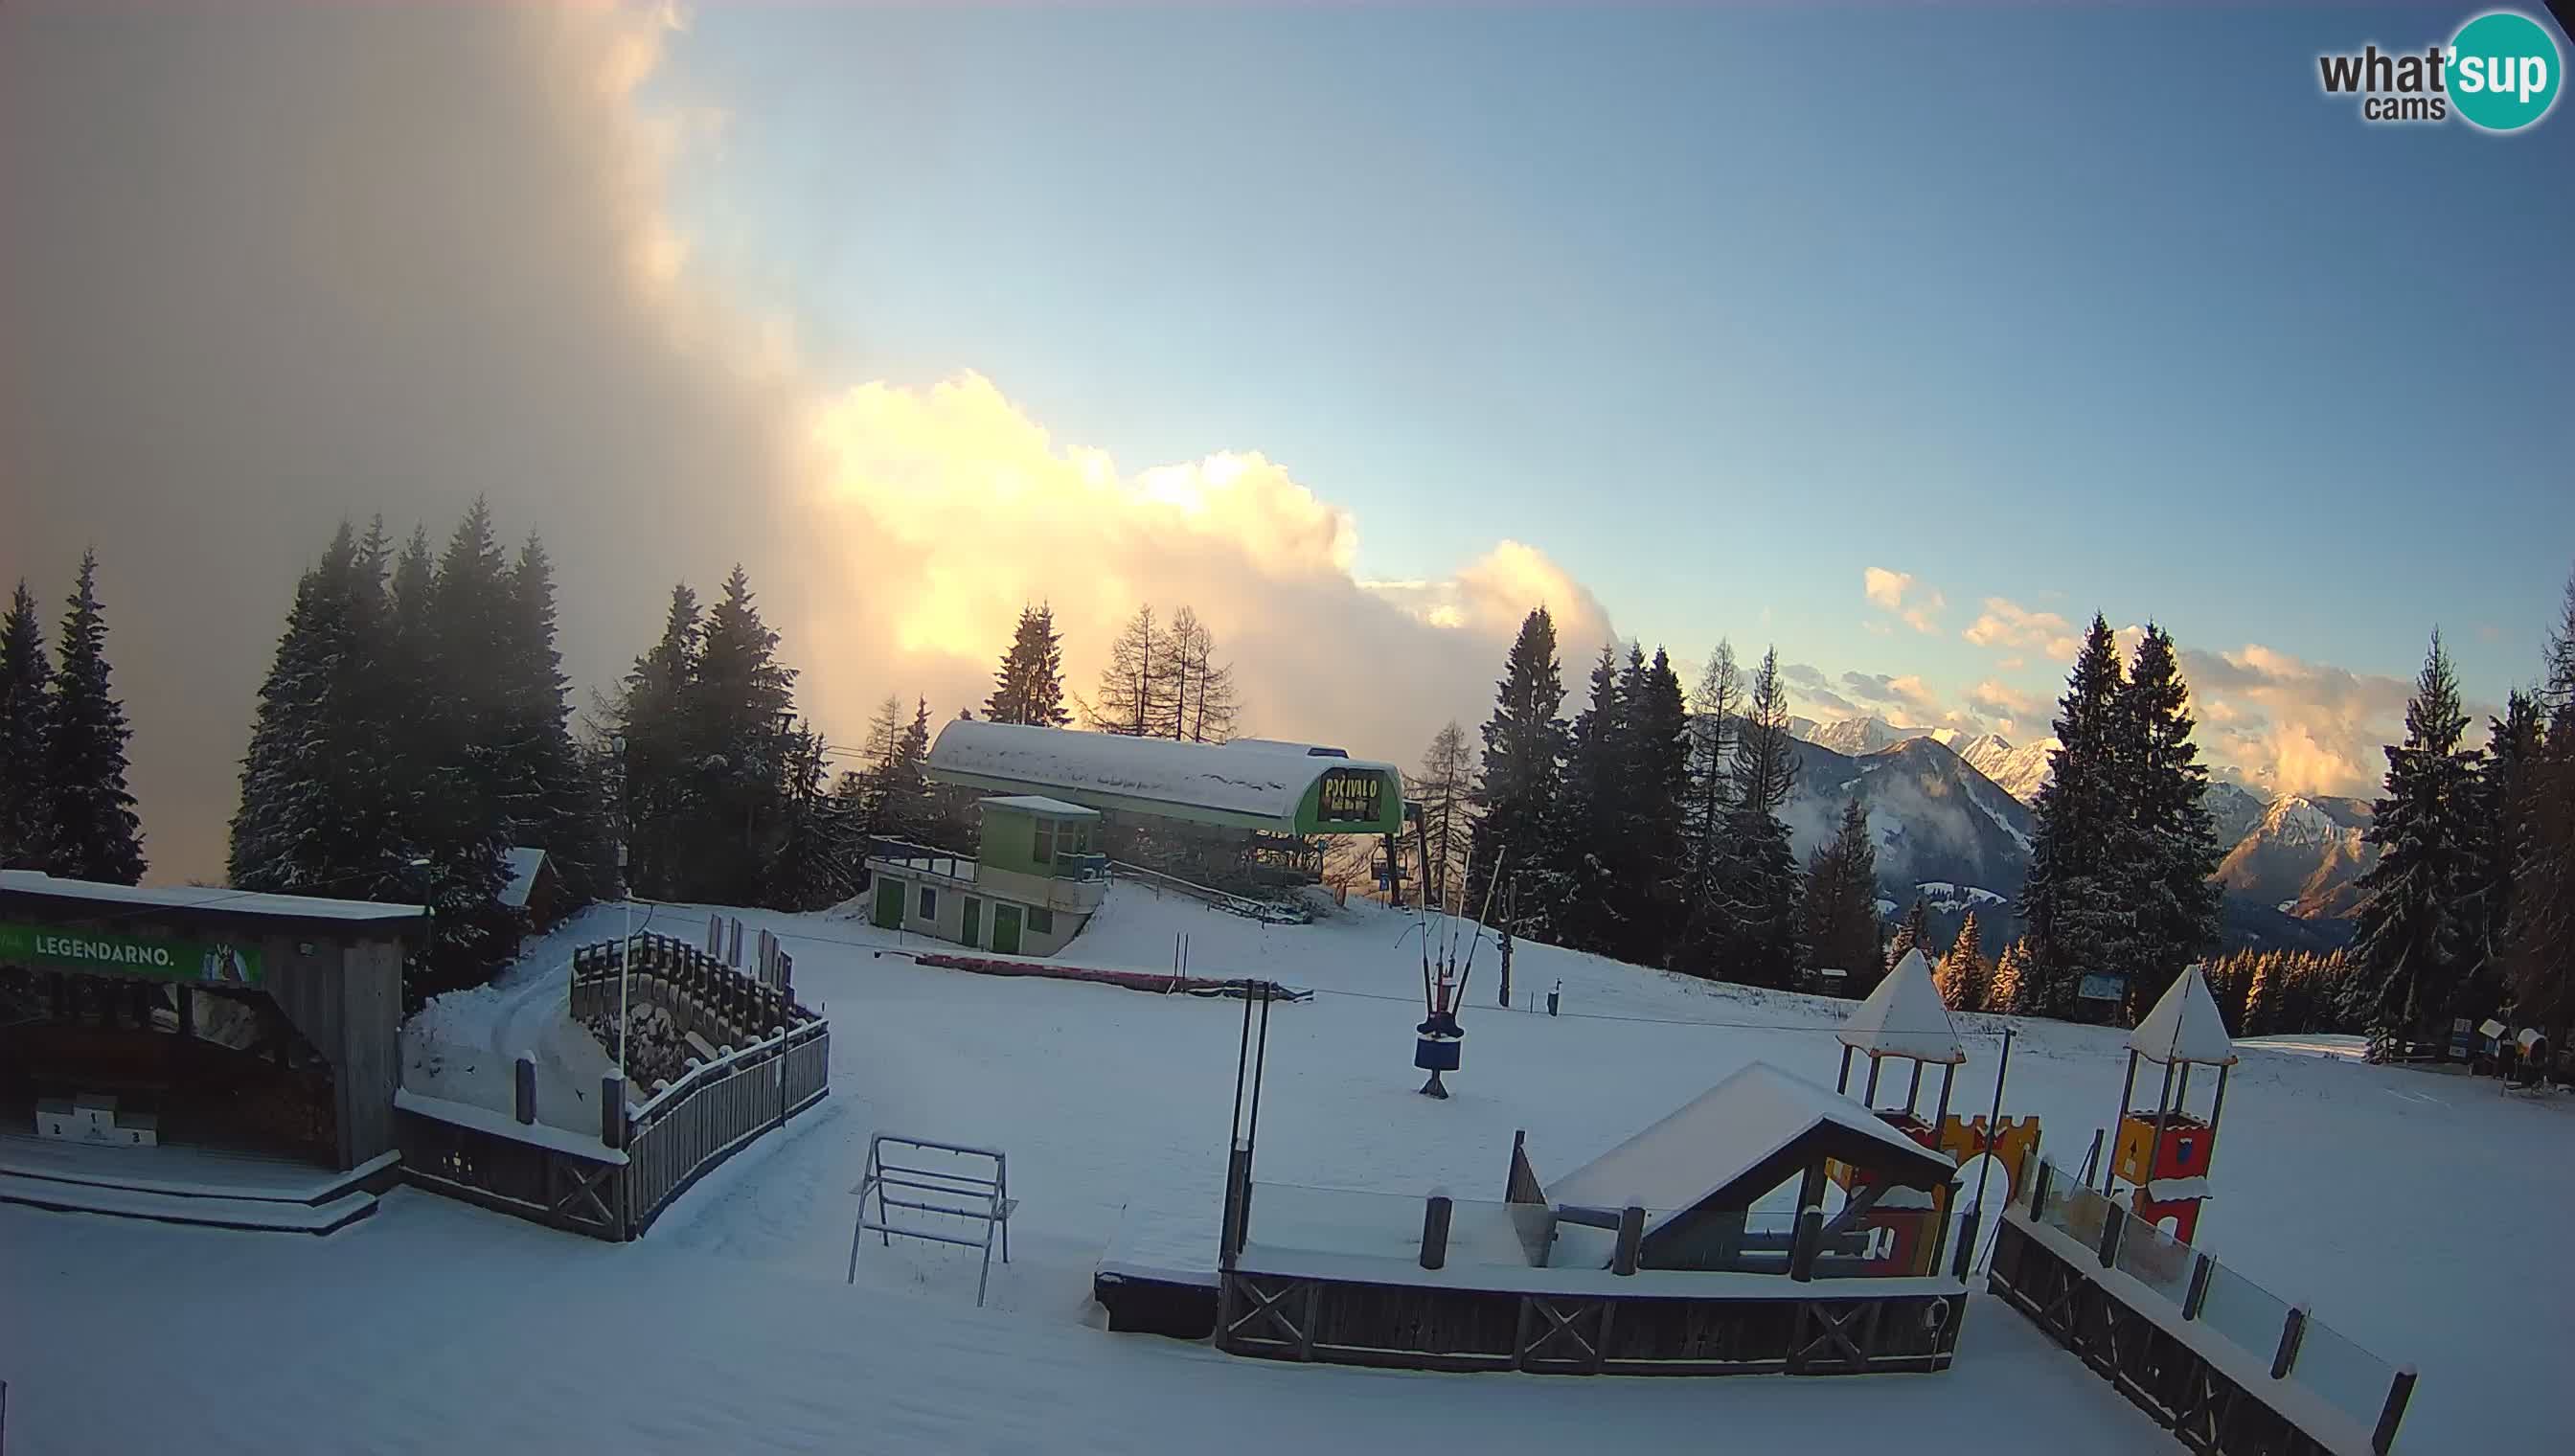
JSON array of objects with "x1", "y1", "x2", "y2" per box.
[{"x1": 0, "y1": 921, "x2": 264, "y2": 985}]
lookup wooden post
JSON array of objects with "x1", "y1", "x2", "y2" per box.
[
  {"x1": 1905, "y1": 1059, "x2": 1925, "y2": 1117},
  {"x1": 2107, "y1": 1051, "x2": 2139, "y2": 1193},
  {"x1": 1835, "y1": 1044, "x2": 1855, "y2": 1095},
  {"x1": 2098, "y1": 1202, "x2": 2125, "y2": 1269},
  {"x1": 1949, "y1": 1211, "x2": 1981, "y2": 1279},
  {"x1": 2029, "y1": 1159, "x2": 2054, "y2": 1219},
  {"x1": 1612, "y1": 1205, "x2": 1645, "y2": 1275},
  {"x1": 514, "y1": 1056, "x2": 536, "y2": 1126},
  {"x1": 602, "y1": 1074, "x2": 626, "y2": 1150},
  {"x1": 2182, "y1": 1252, "x2": 2215, "y2": 1320},
  {"x1": 2142, "y1": 1054, "x2": 2179, "y2": 1201},
  {"x1": 1420, "y1": 1194, "x2": 1453, "y2": 1270},
  {"x1": 1789, "y1": 1207, "x2": 1824, "y2": 1283},
  {"x1": 1862, "y1": 1055, "x2": 1882, "y2": 1108},
  {"x1": 176, "y1": 984, "x2": 194, "y2": 1039},
  {"x1": 2371, "y1": 1367, "x2": 2418, "y2": 1455},
  {"x1": 2270, "y1": 1305, "x2": 2307, "y2": 1379}
]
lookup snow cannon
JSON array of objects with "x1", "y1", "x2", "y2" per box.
[{"x1": 1415, "y1": 1010, "x2": 1463, "y2": 1098}]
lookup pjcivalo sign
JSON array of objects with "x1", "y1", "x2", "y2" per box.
[{"x1": 0, "y1": 921, "x2": 264, "y2": 986}]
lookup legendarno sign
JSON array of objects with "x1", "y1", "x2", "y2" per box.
[{"x1": 0, "y1": 921, "x2": 264, "y2": 985}]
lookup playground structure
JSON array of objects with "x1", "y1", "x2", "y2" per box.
[{"x1": 2102, "y1": 966, "x2": 2236, "y2": 1245}]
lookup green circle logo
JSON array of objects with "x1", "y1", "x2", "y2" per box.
[{"x1": 2450, "y1": 11, "x2": 2562, "y2": 131}]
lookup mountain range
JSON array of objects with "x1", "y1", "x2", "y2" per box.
[{"x1": 1780, "y1": 715, "x2": 2365, "y2": 955}]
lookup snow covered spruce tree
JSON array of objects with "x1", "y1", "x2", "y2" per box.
[
  {"x1": 1545, "y1": 644, "x2": 1629, "y2": 956},
  {"x1": 41, "y1": 550, "x2": 145, "y2": 884},
  {"x1": 1704, "y1": 648, "x2": 1803, "y2": 988},
  {"x1": 2017, "y1": 614, "x2": 2129, "y2": 1019},
  {"x1": 496, "y1": 534, "x2": 614, "y2": 908},
  {"x1": 2506, "y1": 570, "x2": 2575, "y2": 1038},
  {"x1": 1672, "y1": 642, "x2": 1740, "y2": 977},
  {"x1": 684, "y1": 564, "x2": 799, "y2": 908},
  {"x1": 1935, "y1": 908, "x2": 1987, "y2": 1011},
  {"x1": 985, "y1": 603, "x2": 1072, "y2": 727},
  {"x1": 2349, "y1": 631, "x2": 2482, "y2": 1059},
  {"x1": 613, "y1": 582, "x2": 702, "y2": 899},
  {"x1": 1409, "y1": 720, "x2": 1474, "y2": 908},
  {"x1": 228, "y1": 522, "x2": 412, "y2": 901},
  {"x1": 1469, "y1": 606, "x2": 1566, "y2": 929},
  {"x1": 767, "y1": 720, "x2": 857, "y2": 911},
  {"x1": 1623, "y1": 647, "x2": 1691, "y2": 966},
  {"x1": 1800, "y1": 798, "x2": 1884, "y2": 995},
  {"x1": 0, "y1": 580, "x2": 52, "y2": 868},
  {"x1": 2114, "y1": 624, "x2": 2225, "y2": 1018},
  {"x1": 2465, "y1": 691, "x2": 2542, "y2": 1021}
]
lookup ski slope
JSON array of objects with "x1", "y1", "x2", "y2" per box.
[{"x1": 5, "y1": 882, "x2": 2567, "y2": 1453}]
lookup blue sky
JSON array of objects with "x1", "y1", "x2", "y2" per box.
[{"x1": 647, "y1": 3, "x2": 2571, "y2": 723}]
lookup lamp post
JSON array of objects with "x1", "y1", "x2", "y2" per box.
[{"x1": 612, "y1": 734, "x2": 633, "y2": 1084}]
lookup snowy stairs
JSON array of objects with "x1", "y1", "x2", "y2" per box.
[{"x1": 0, "y1": 1139, "x2": 389, "y2": 1234}]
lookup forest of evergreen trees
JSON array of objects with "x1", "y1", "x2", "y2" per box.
[{"x1": 0, "y1": 552, "x2": 148, "y2": 885}]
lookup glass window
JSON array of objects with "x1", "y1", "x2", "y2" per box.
[
  {"x1": 919, "y1": 886, "x2": 937, "y2": 919},
  {"x1": 1030, "y1": 906, "x2": 1055, "y2": 934},
  {"x1": 1033, "y1": 821, "x2": 1053, "y2": 863}
]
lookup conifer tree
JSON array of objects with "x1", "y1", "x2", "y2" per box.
[
  {"x1": 1987, "y1": 940, "x2": 2030, "y2": 1016},
  {"x1": 767, "y1": 721, "x2": 855, "y2": 910},
  {"x1": 41, "y1": 551, "x2": 146, "y2": 884},
  {"x1": 0, "y1": 580, "x2": 52, "y2": 868},
  {"x1": 2467, "y1": 692, "x2": 2541, "y2": 1019},
  {"x1": 1886, "y1": 896, "x2": 1929, "y2": 969},
  {"x1": 1799, "y1": 798, "x2": 1885, "y2": 992},
  {"x1": 1548, "y1": 644, "x2": 1629, "y2": 954},
  {"x1": 2506, "y1": 569, "x2": 2575, "y2": 1039},
  {"x1": 2018, "y1": 614, "x2": 2128, "y2": 1018},
  {"x1": 1470, "y1": 607, "x2": 1567, "y2": 925},
  {"x1": 1085, "y1": 605, "x2": 1165, "y2": 737},
  {"x1": 498, "y1": 535, "x2": 611, "y2": 907},
  {"x1": 1706, "y1": 648, "x2": 1803, "y2": 987},
  {"x1": 1936, "y1": 909, "x2": 1987, "y2": 1011},
  {"x1": 1626, "y1": 647, "x2": 1692, "y2": 963},
  {"x1": 2350, "y1": 632, "x2": 2481, "y2": 1056},
  {"x1": 688, "y1": 565, "x2": 798, "y2": 906},
  {"x1": 1409, "y1": 720, "x2": 1474, "y2": 908},
  {"x1": 986, "y1": 604, "x2": 1072, "y2": 727},
  {"x1": 615, "y1": 583, "x2": 702, "y2": 899},
  {"x1": 1675, "y1": 642, "x2": 1742, "y2": 976},
  {"x1": 2116, "y1": 624, "x2": 2226, "y2": 1017}
]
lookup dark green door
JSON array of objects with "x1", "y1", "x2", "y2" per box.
[
  {"x1": 992, "y1": 904, "x2": 1022, "y2": 955},
  {"x1": 874, "y1": 876, "x2": 903, "y2": 930},
  {"x1": 962, "y1": 897, "x2": 982, "y2": 948}
]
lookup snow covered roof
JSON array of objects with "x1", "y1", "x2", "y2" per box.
[
  {"x1": 497, "y1": 848, "x2": 549, "y2": 910},
  {"x1": 2129, "y1": 967, "x2": 2239, "y2": 1066},
  {"x1": 977, "y1": 795, "x2": 1100, "y2": 818},
  {"x1": 1837, "y1": 950, "x2": 1966, "y2": 1064},
  {"x1": 926, "y1": 719, "x2": 1398, "y2": 830},
  {"x1": 1548, "y1": 1061, "x2": 1956, "y2": 1230},
  {"x1": 1227, "y1": 739, "x2": 1350, "y2": 758},
  {"x1": 0, "y1": 871, "x2": 427, "y2": 926}
]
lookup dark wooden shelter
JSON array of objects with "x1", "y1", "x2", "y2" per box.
[{"x1": 0, "y1": 871, "x2": 422, "y2": 1172}]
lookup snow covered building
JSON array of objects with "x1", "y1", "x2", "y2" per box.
[
  {"x1": 865, "y1": 797, "x2": 1108, "y2": 957},
  {"x1": 923, "y1": 720, "x2": 1406, "y2": 887}
]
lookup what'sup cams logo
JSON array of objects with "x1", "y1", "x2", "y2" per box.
[{"x1": 2318, "y1": 10, "x2": 2562, "y2": 130}]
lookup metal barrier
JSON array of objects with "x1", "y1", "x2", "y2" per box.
[{"x1": 848, "y1": 1134, "x2": 1014, "y2": 1306}]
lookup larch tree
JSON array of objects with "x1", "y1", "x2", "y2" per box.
[
  {"x1": 1674, "y1": 641, "x2": 1741, "y2": 976},
  {"x1": 2350, "y1": 631, "x2": 2482, "y2": 1058},
  {"x1": 1154, "y1": 606, "x2": 1239, "y2": 742},
  {"x1": 1986, "y1": 940, "x2": 2030, "y2": 1016},
  {"x1": 0, "y1": 580, "x2": 52, "y2": 868},
  {"x1": 986, "y1": 604, "x2": 1072, "y2": 727},
  {"x1": 1469, "y1": 607, "x2": 1567, "y2": 929},
  {"x1": 1086, "y1": 605, "x2": 1165, "y2": 737},
  {"x1": 1410, "y1": 720, "x2": 1474, "y2": 909},
  {"x1": 40, "y1": 550, "x2": 146, "y2": 884}
]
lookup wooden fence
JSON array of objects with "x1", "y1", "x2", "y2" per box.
[{"x1": 399, "y1": 930, "x2": 831, "y2": 1241}]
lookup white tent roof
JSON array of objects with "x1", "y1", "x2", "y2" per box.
[
  {"x1": 1549, "y1": 1061, "x2": 1950, "y2": 1230},
  {"x1": 497, "y1": 848, "x2": 550, "y2": 909},
  {"x1": 2129, "y1": 966, "x2": 2239, "y2": 1066},
  {"x1": 1837, "y1": 949, "x2": 1966, "y2": 1064},
  {"x1": 926, "y1": 719, "x2": 1396, "y2": 829},
  {"x1": 0, "y1": 870, "x2": 425, "y2": 924}
]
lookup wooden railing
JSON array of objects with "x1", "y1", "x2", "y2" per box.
[{"x1": 402, "y1": 930, "x2": 831, "y2": 1241}]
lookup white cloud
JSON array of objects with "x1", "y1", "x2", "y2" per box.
[
  {"x1": 1964, "y1": 598, "x2": 2082, "y2": 659},
  {"x1": 1967, "y1": 679, "x2": 2042, "y2": 718},
  {"x1": 1863, "y1": 566, "x2": 1944, "y2": 634}
]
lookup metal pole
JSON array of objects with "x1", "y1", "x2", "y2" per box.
[
  {"x1": 2141, "y1": 1055, "x2": 2179, "y2": 1202},
  {"x1": 1905, "y1": 1059, "x2": 1925, "y2": 1117},
  {"x1": 1836, "y1": 1043, "x2": 1854, "y2": 1095},
  {"x1": 1862, "y1": 1056, "x2": 1881, "y2": 1108},
  {"x1": 1967, "y1": 1028, "x2": 2012, "y2": 1248}
]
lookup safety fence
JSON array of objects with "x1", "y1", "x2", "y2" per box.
[{"x1": 1992, "y1": 1158, "x2": 2413, "y2": 1454}]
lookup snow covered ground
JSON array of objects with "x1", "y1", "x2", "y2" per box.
[{"x1": 6, "y1": 883, "x2": 2569, "y2": 1453}]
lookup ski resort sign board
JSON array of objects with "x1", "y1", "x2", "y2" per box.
[{"x1": 0, "y1": 921, "x2": 265, "y2": 986}]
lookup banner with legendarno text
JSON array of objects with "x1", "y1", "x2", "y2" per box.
[{"x1": 0, "y1": 921, "x2": 265, "y2": 985}]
